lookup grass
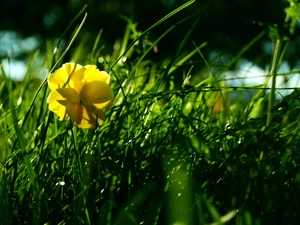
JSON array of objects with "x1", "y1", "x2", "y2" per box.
[{"x1": 1, "y1": 1, "x2": 300, "y2": 224}]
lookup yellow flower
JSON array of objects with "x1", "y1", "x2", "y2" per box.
[{"x1": 47, "y1": 63, "x2": 114, "y2": 129}]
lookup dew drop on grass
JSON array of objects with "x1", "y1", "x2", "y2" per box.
[
  {"x1": 113, "y1": 42, "x2": 120, "y2": 50},
  {"x1": 238, "y1": 137, "x2": 242, "y2": 144},
  {"x1": 172, "y1": 222, "x2": 186, "y2": 225},
  {"x1": 17, "y1": 97, "x2": 22, "y2": 105},
  {"x1": 224, "y1": 123, "x2": 231, "y2": 131},
  {"x1": 122, "y1": 56, "x2": 127, "y2": 62},
  {"x1": 56, "y1": 181, "x2": 65, "y2": 186},
  {"x1": 98, "y1": 57, "x2": 104, "y2": 63}
]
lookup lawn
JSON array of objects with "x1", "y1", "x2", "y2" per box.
[{"x1": 1, "y1": 1, "x2": 300, "y2": 224}]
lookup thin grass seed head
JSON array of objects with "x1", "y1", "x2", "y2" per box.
[{"x1": 47, "y1": 62, "x2": 114, "y2": 129}]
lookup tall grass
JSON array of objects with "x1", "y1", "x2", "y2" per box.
[{"x1": 1, "y1": 1, "x2": 300, "y2": 224}]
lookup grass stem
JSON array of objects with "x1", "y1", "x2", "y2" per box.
[{"x1": 266, "y1": 39, "x2": 282, "y2": 127}]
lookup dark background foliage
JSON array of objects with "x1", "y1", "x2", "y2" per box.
[{"x1": 1, "y1": 0, "x2": 291, "y2": 65}]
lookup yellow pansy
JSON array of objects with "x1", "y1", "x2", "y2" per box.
[{"x1": 47, "y1": 63, "x2": 114, "y2": 129}]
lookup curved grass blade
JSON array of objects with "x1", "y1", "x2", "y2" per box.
[
  {"x1": 108, "y1": 0, "x2": 196, "y2": 72},
  {"x1": 19, "y1": 12, "x2": 88, "y2": 131}
]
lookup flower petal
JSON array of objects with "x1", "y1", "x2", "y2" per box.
[
  {"x1": 64, "y1": 63, "x2": 85, "y2": 83},
  {"x1": 84, "y1": 65, "x2": 111, "y2": 84},
  {"x1": 56, "y1": 88, "x2": 80, "y2": 103},
  {"x1": 48, "y1": 63, "x2": 85, "y2": 90},
  {"x1": 48, "y1": 68, "x2": 69, "y2": 90},
  {"x1": 66, "y1": 103, "x2": 105, "y2": 128},
  {"x1": 83, "y1": 105, "x2": 106, "y2": 127},
  {"x1": 47, "y1": 63, "x2": 112, "y2": 128},
  {"x1": 73, "y1": 81, "x2": 85, "y2": 94},
  {"x1": 80, "y1": 81, "x2": 114, "y2": 107},
  {"x1": 47, "y1": 90, "x2": 69, "y2": 121},
  {"x1": 94, "y1": 100, "x2": 113, "y2": 111},
  {"x1": 66, "y1": 102, "x2": 83, "y2": 126}
]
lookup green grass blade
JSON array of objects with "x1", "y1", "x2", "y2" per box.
[
  {"x1": 20, "y1": 12, "x2": 88, "y2": 131},
  {"x1": 109, "y1": 0, "x2": 196, "y2": 71},
  {"x1": 266, "y1": 39, "x2": 282, "y2": 127},
  {"x1": 0, "y1": 64, "x2": 39, "y2": 193}
]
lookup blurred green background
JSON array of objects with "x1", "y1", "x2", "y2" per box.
[{"x1": 0, "y1": 0, "x2": 289, "y2": 64}]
